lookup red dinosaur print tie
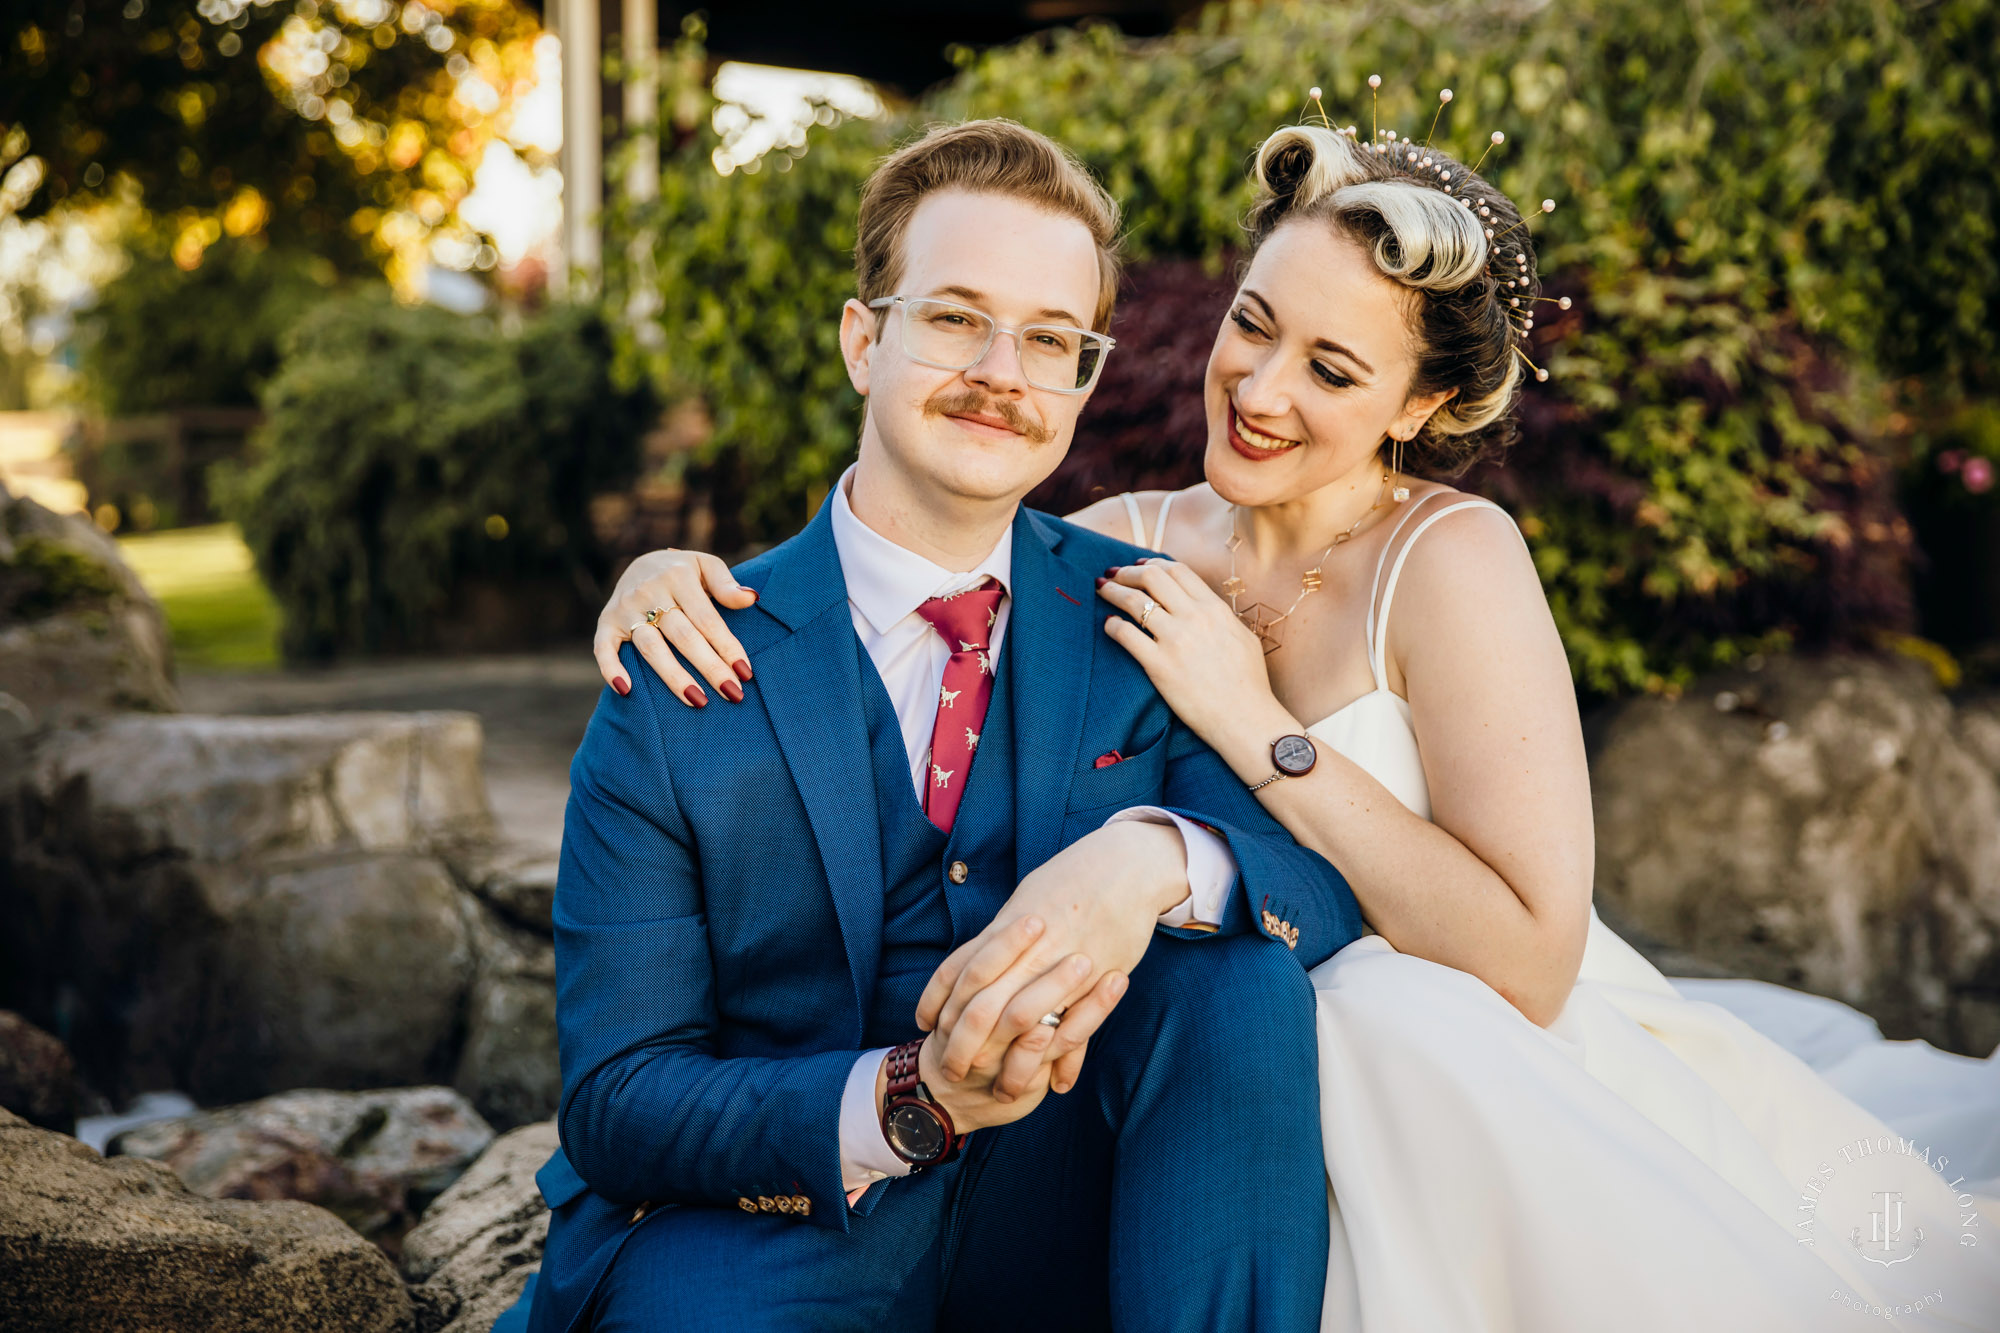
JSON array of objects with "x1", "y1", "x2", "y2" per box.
[{"x1": 914, "y1": 577, "x2": 1006, "y2": 834}]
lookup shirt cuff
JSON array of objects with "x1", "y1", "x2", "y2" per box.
[
  {"x1": 1103, "y1": 806, "x2": 1237, "y2": 928},
  {"x1": 838, "y1": 1047, "x2": 911, "y2": 1197}
]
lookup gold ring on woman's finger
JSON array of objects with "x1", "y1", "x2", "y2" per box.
[
  {"x1": 644, "y1": 606, "x2": 669, "y2": 627},
  {"x1": 626, "y1": 621, "x2": 649, "y2": 638},
  {"x1": 1138, "y1": 598, "x2": 1157, "y2": 632}
]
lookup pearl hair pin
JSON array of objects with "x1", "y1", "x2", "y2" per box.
[{"x1": 1305, "y1": 77, "x2": 1581, "y2": 385}]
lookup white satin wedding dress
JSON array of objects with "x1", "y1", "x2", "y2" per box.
[{"x1": 1125, "y1": 491, "x2": 2000, "y2": 1331}]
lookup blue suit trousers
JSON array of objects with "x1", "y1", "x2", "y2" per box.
[{"x1": 586, "y1": 932, "x2": 1327, "y2": 1332}]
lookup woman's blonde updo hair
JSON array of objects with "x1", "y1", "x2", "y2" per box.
[{"x1": 1247, "y1": 123, "x2": 1534, "y2": 474}]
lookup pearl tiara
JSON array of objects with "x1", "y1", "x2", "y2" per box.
[{"x1": 1301, "y1": 78, "x2": 1575, "y2": 384}]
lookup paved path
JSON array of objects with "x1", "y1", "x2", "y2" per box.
[{"x1": 180, "y1": 654, "x2": 607, "y2": 855}]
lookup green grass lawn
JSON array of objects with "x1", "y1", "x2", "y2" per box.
[{"x1": 116, "y1": 523, "x2": 281, "y2": 670}]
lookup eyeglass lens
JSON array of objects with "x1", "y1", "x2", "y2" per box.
[{"x1": 901, "y1": 299, "x2": 1105, "y2": 391}]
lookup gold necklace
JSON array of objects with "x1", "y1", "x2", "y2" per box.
[{"x1": 1224, "y1": 473, "x2": 1396, "y2": 656}]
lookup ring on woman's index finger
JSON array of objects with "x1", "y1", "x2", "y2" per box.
[{"x1": 1138, "y1": 598, "x2": 1157, "y2": 632}]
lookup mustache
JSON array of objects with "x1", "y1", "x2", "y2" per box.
[{"x1": 924, "y1": 387, "x2": 1057, "y2": 446}]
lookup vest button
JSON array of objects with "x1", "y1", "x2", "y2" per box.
[{"x1": 948, "y1": 860, "x2": 969, "y2": 884}]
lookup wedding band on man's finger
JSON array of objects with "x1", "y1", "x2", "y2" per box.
[{"x1": 1038, "y1": 1009, "x2": 1065, "y2": 1029}]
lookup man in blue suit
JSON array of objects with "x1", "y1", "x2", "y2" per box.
[{"x1": 515, "y1": 119, "x2": 1365, "y2": 1333}]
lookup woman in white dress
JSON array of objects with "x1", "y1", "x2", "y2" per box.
[{"x1": 590, "y1": 120, "x2": 2000, "y2": 1329}]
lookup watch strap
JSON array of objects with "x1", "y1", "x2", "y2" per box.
[{"x1": 880, "y1": 1037, "x2": 967, "y2": 1169}]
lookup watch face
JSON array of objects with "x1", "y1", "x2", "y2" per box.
[
  {"x1": 1273, "y1": 733, "x2": 1318, "y2": 776},
  {"x1": 886, "y1": 1104, "x2": 947, "y2": 1162}
]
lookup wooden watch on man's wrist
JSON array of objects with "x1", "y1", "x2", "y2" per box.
[{"x1": 880, "y1": 1037, "x2": 968, "y2": 1170}]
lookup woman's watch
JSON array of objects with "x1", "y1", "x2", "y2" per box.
[
  {"x1": 1247, "y1": 733, "x2": 1318, "y2": 792},
  {"x1": 880, "y1": 1038, "x2": 968, "y2": 1171}
]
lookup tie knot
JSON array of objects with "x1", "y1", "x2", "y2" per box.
[{"x1": 916, "y1": 577, "x2": 1005, "y2": 651}]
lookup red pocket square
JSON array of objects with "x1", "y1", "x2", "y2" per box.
[{"x1": 1093, "y1": 750, "x2": 1124, "y2": 769}]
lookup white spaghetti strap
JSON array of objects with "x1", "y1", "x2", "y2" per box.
[
  {"x1": 1369, "y1": 498, "x2": 1515, "y2": 687},
  {"x1": 1151, "y1": 490, "x2": 1177, "y2": 551},
  {"x1": 1363, "y1": 493, "x2": 1445, "y2": 690},
  {"x1": 1118, "y1": 492, "x2": 1146, "y2": 547}
]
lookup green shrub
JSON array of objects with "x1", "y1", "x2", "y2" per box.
[
  {"x1": 76, "y1": 239, "x2": 344, "y2": 416},
  {"x1": 217, "y1": 292, "x2": 655, "y2": 660},
  {"x1": 605, "y1": 0, "x2": 1997, "y2": 695}
]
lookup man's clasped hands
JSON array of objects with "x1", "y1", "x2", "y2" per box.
[{"x1": 888, "y1": 819, "x2": 1193, "y2": 1131}]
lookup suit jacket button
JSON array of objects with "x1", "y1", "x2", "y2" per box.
[
  {"x1": 948, "y1": 860, "x2": 969, "y2": 884},
  {"x1": 757, "y1": 1195, "x2": 776, "y2": 1213},
  {"x1": 793, "y1": 1195, "x2": 811, "y2": 1216},
  {"x1": 737, "y1": 1197, "x2": 757, "y2": 1212}
]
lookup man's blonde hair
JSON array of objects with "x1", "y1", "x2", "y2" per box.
[{"x1": 855, "y1": 119, "x2": 1123, "y2": 333}]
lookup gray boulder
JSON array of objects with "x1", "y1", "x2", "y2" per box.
[
  {"x1": 401, "y1": 1121, "x2": 557, "y2": 1333},
  {"x1": 110, "y1": 1086, "x2": 494, "y2": 1250},
  {"x1": 1590, "y1": 652, "x2": 2000, "y2": 1055},
  {"x1": 454, "y1": 903, "x2": 560, "y2": 1131},
  {"x1": 0, "y1": 712, "x2": 499, "y2": 1107},
  {"x1": 0, "y1": 1106, "x2": 414, "y2": 1332},
  {"x1": 0, "y1": 481, "x2": 176, "y2": 726}
]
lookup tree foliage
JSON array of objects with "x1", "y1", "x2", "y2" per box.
[
  {"x1": 1, "y1": 0, "x2": 544, "y2": 284},
  {"x1": 605, "y1": 0, "x2": 1998, "y2": 695},
  {"x1": 218, "y1": 293, "x2": 655, "y2": 658}
]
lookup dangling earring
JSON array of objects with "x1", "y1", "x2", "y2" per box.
[{"x1": 1390, "y1": 432, "x2": 1410, "y2": 503}]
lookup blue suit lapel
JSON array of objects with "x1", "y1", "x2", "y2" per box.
[
  {"x1": 752, "y1": 500, "x2": 883, "y2": 1045},
  {"x1": 1007, "y1": 508, "x2": 1095, "y2": 874}
]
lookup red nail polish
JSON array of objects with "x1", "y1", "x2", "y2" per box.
[
  {"x1": 612, "y1": 676, "x2": 631, "y2": 696},
  {"x1": 733, "y1": 659, "x2": 753, "y2": 682},
  {"x1": 684, "y1": 684, "x2": 708, "y2": 708},
  {"x1": 1095, "y1": 576, "x2": 1109, "y2": 589},
  {"x1": 1103, "y1": 566, "x2": 1120, "y2": 576},
  {"x1": 719, "y1": 678, "x2": 744, "y2": 704}
]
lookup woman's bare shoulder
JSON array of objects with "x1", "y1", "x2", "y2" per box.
[
  {"x1": 1063, "y1": 485, "x2": 1210, "y2": 542},
  {"x1": 1388, "y1": 487, "x2": 1550, "y2": 665}
]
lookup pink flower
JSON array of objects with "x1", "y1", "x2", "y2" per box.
[
  {"x1": 1939, "y1": 449, "x2": 1965, "y2": 475},
  {"x1": 1964, "y1": 457, "x2": 1994, "y2": 494}
]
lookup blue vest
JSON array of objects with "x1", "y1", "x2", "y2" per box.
[{"x1": 856, "y1": 631, "x2": 1018, "y2": 1047}]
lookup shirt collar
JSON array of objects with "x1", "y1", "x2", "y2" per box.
[{"x1": 829, "y1": 465, "x2": 1013, "y2": 637}]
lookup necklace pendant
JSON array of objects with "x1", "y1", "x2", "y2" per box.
[
  {"x1": 1299, "y1": 568, "x2": 1323, "y2": 593},
  {"x1": 1222, "y1": 575, "x2": 1246, "y2": 599},
  {"x1": 1238, "y1": 603, "x2": 1286, "y2": 655},
  {"x1": 1392, "y1": 484, "x2": 1410, "y2": 503}
]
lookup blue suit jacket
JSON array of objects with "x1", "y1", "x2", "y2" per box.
[{"x1": 526, "y1": 499, "x2": 1364, "y2": 1333}]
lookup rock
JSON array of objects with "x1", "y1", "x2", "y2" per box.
[
  {"x1": 454, "y1": 905, "x2": 560, "y2": 1131},
  {"x1": 0, "y1": 481, "x2": 177, "y2": 725},
  {"x1": 0, "y1": 1106, "x2": 414, "y2": 1332},
  {"x1": 190, "y1": 853, "x2": 479, "y2": 1098},
  {"x1": 450, "y1": 840, "x2": 558, "y2": 934},
  {"x1": 17, "y1": 710, "x2": 493, "y2": 866},
  {"x1": 0, "y1": 712, "x2": 495, "y2": 1106},
  {"x1": 0, "y1": 1009, "x2": 79, "y2": 1131},
  {"x1": 1590, "y1": 652, "x2": 2000, "y2": 1055},
  {"x1": 401, "y1": 1121, "x2": 556, "y2": 1333},
  {"x1": 109, "y1": 1087, "x2": 494, "y2": 1251}
]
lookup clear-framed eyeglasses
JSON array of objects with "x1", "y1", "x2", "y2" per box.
[{"x1": 865, "y1": 296, "x2": 1115, "y2": 394}]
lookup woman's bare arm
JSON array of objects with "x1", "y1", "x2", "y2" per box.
[
  {"x1": 1096, "y1": 507, "x2": 1594, "y2": 1025},
  {"x1": 596, "y1": 491, "x2": 1161, "y2": 704}
]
